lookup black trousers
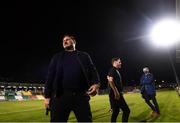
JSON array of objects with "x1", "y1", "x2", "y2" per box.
[
  {"x1": 50, "y1": 91, "x2": 92, "y2": 122},
  {"x1": 110, "y1": 92, "x2": 130, "y2": 122},
  {"x1": 144, "y1": 94, "x2": 160, "y2": 114},
  {"x1": 109, "y1": 94, "x2": 113, "y2": 109}
]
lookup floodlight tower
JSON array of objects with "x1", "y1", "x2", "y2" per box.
[
  {"x1": 176, "y1": 0, "x2": 180, "y2": 63},
  {"x1": 176, "y1": 0, "x2": 180, "y2": 87},
  {"x1": 150, "y1": 20, "x2": 180, "y2": 86}
]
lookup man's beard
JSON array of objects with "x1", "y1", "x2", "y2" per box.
[
  {"x1": 117, "y1": 65, "x2": 121, "y2": 69},
  {"x1": 64, "y1": 45, "x2": 74, "y2": 50}
]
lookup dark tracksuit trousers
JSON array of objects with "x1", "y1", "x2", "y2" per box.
[
  {"x1": 110, "y1": 92, "x2": 130, "y2": 122},
  {"x1": 142, "y1": 91, "x2": 160, "y2": 114},
  {"x1": 50, "y1": 90, "x2": 92, "y2": 122},
  {"x1": 145, "y1": 96, "x2": 160, "y2": 114}
]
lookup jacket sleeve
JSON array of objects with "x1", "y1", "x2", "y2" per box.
[
  {"x1": 145, "y1": 74, "x2": 154, "y2": 84},
  {"x1": 140, "y1": 75, "x2": 144, "y2": 86},
  {"x1": 86, "y1": 54, "x2": 100, "y2": 85},
  {"x1": 141, "y1": 74, "x2": 154, "y2": 85},
  {"x1": 44, "y1": 54, "x2": 58, "y2": 98}
]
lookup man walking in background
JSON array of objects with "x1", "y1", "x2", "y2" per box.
[
  {"x1": 140, "y1": 67, "x2": 160, "y2": 117},
  {"x1": 107, "y1": 57, "x2": 130, "y2": 122}
]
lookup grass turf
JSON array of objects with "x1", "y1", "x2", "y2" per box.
[{"x1": 0, "y1": 90, "x2": 180, "y2": 122}]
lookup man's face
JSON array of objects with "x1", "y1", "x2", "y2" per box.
[
  {"x1": 115, "y1": 59, "x2": 122, "y2": 69},
  {"x1": 63, "y1": 36, "x2": 75, "y2": 50},
  {"x1": 143, "y1": 67, "x2": 149, "y2": 74}
]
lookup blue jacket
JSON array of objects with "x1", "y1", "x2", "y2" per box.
[{"x1": 140, "y1": 73, "x2": 156, "y2": 95}]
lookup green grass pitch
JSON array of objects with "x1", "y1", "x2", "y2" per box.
[{"x1": 0, "y1": 90, "x2": 180, "y2": 122}]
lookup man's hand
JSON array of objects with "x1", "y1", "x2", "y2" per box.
[
  {"x1": 87, "y1": 84, "x2": 100, "y2": 96},
  {"x1": 107, "y1": 75, "x2": 110, "y2": 80},
  {"x1": 44, "y1": 98, "x2": 50, "y2": 109},
  {"x1": 114, "y1": 91, "x2": 120, "y2": 100}
]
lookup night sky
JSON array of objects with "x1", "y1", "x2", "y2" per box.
[{"x1": 0, "y1": 0, "x2": 180, "y2": 88}]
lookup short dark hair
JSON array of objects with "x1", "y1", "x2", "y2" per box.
[
  {"x1": 62, "y1": 34, "x2": 76, "y2": 44},
  {"x1": 111, "y1": 57, "x2": 120, "y2": 65}
]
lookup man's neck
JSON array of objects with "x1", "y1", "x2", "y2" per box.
[
  {"x1": 65, "y1": 48, "x2": 76, "y2": 52},
  {"x1": 113, "y1": 66, "x2": 119, "y2": 70}
]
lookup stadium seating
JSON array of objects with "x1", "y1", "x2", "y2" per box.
[
  {"x1": 15, "y1": 95, "x2": 23, "y2": 101},
  {"x1": 0, "y1": 96, "x2": 5, "y2": 101},
  {"x1": 36, "y1": 95, "x2": 45, "y2": 100}
]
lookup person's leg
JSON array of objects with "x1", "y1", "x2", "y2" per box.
[
  {"x1": 109, "y1": 94, "x2": 113, "y2": 112},
  {"x1": 145, "y1": 98, "x2": 156, "y2": 112},
  {"x1": 111, "y1": 99, "x2": 120, "y2": 122},
  {"x1": 73, "y1": 95, "x2": 92, "y2": 122},
  {"x1": 119, "y1": 95, "x2": 130, "y2": 122},
  {"x1": 151, "y1": 95, "x2": 160, "y2": 114},
  {"x1": 50, "y1": 95, "x2": 71, "y2": 122}
]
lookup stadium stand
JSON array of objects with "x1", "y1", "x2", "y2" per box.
[
  {"x1": 0, "y1": 82, "x2": 45, "y2": 101},
  {"x1": 36, "y1": 95, "x2": 45, "y2": 100},
  {"x1": 30, "y1": 95, "x2": 38, "y2": 100},
  {"x1": 0, "y1": 96, "x2": 5, "y2": 101},
  {"x1": 0, "y1": 81, "x2": 178, "y2": 101},
  {"x1": 15, "y1": 95, "x2": 23, "y2": 101}
]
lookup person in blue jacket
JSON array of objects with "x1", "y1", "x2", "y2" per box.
[{"x1": 140, "y1": 67, "x2": 160, "y2": 116}]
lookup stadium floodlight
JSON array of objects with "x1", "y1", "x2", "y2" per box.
[
  {"x1": 150, "y1": 19, "x2": 180, "y2": 87},
  {"x1": 150, "y1": 19, "x2": 180, "y2": 47}
]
